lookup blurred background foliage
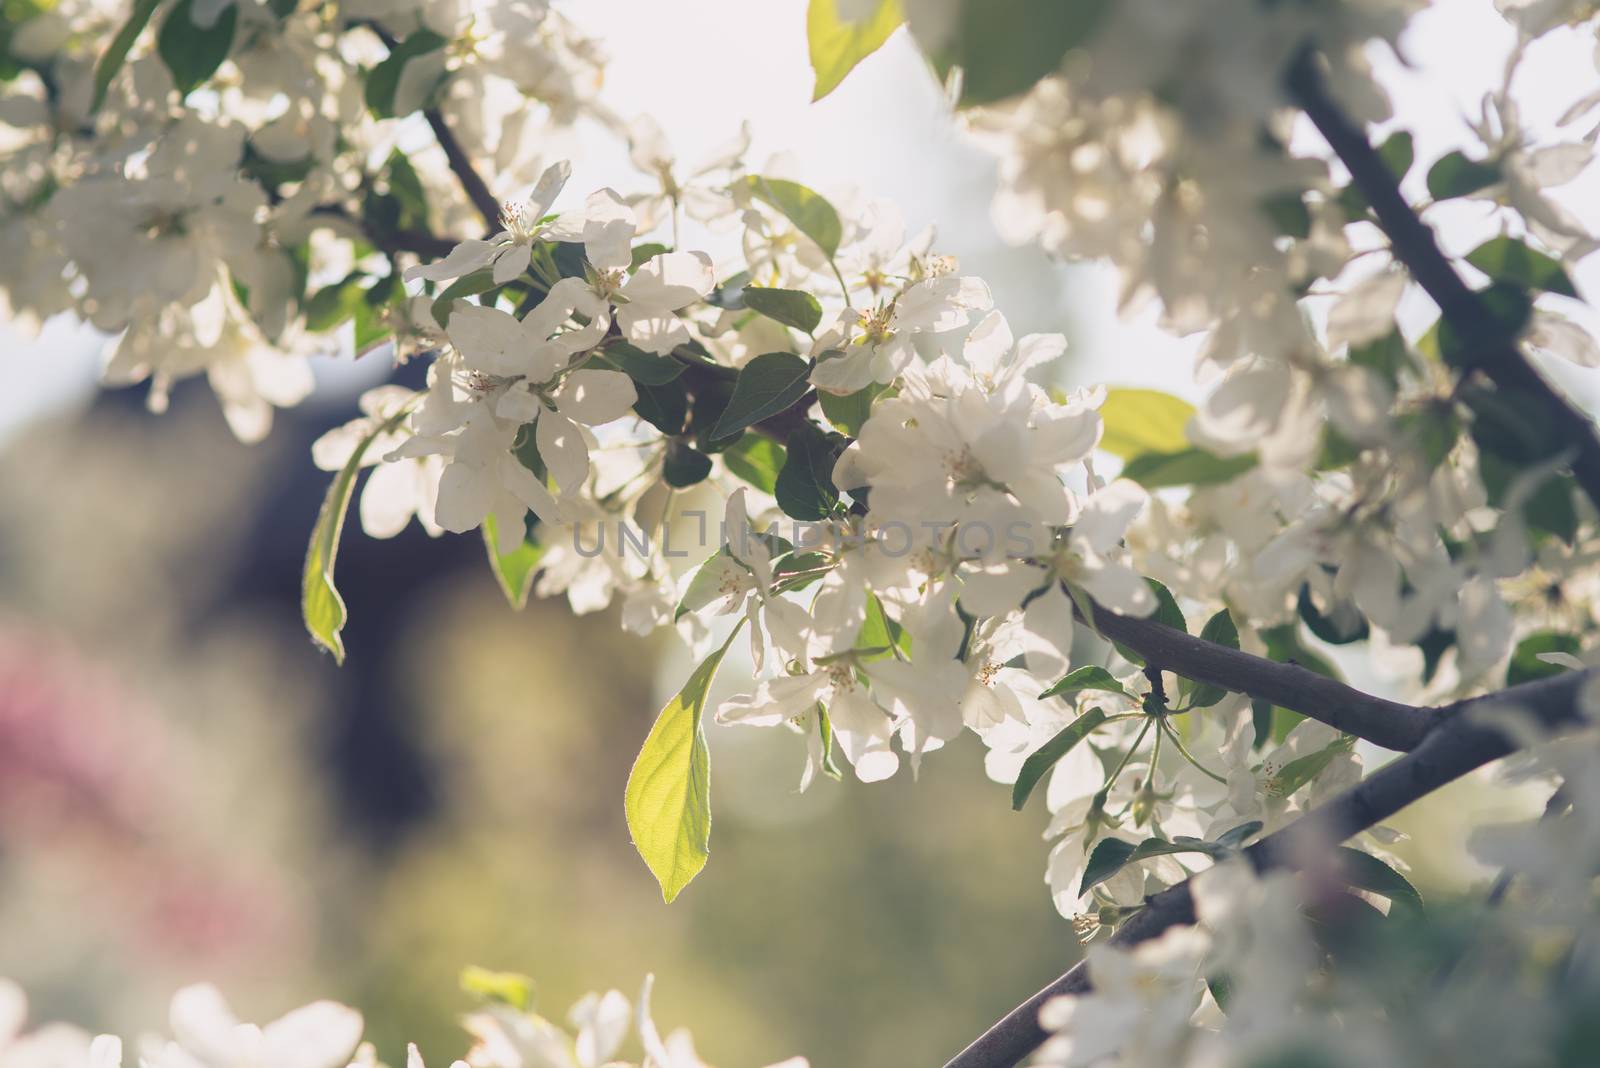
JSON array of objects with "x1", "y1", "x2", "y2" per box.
[{"x1": 0, "y1": 384, "x2": 1074, "y2": 1067}]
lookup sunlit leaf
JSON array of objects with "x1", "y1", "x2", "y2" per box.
[
  {"x1": 625, "y1": 628, "x2": 740, "y2": 902},
  {"x1": 1099, "y1": 388, "x2": 1195, "y2": 459},
  {"x1": 481, "y1": 515, "x2": 544, "y2": 610},
  {"x1": 807, "y1": 0, "x2": 903, "y2": 100},
  {"x1": 302, "y1": 408, "x2": 410, "y2": 663}
]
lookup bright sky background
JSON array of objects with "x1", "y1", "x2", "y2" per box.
[{"x1": 7, "y1": 0, "x2": 1600, "y2": 439}]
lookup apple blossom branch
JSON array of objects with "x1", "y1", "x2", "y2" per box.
[
  {"x1": 940, "y1": 665, "x2": 1597, "y2": 1068},
  {"x1": 1285, "y1": 45, "x2": 1600, "y2": 515}
]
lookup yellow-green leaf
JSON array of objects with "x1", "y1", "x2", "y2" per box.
[
  {"x1": 625, "y1": 629, "x2": 739, "y2": 902},
  {"x1": 459, "y1": 966, "x2": 534, "y2": 1011},
  {"x1": 807, "y1": 0, "x2": 903, "y2": 102},
  {"x1": 482, "y1": 515, "x2": 544, "y2": 610},
  {"x1": 301, "y1": 409, "x2": 409, "y2": 663},
  {"x1": 1099, "y1": 388, "x2": 1196, "y2": 460}
]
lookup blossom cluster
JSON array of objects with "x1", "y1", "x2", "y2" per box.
[
  {"x1": 1, "y1": 0, "x2": 605, "y2": 439},
  {"x1": 1034, "y1": 728, "x2": 1600, "y2": 1068},
  {"x1": 0, "y1": 971, "x2": 804, "y2": 1068}
]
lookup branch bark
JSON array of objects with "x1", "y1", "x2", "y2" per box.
[
  {"x1": 941, "y1": 666, "x2": 1596, "y2": 1068},
  {"x1": 1088, "y1": 604, "x2": 1432, "y2": 751},
  {"x1": 424, "y1": 108, "x2": 503, "y2": 232},
  {"x1": 1284, "y1": 45, "x2": 1600, "y2": 515}
]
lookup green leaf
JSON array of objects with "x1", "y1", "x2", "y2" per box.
[
  {"x1": 1012, "y1": 707, "x2": 1107, "y2": 810},
  {"x1": 1465, "y1": 235, "x2": 1578, "y2": 298},
  {"x1": 1478, "y1": 451, "x2": 1577, "y2": 544},
  {"x1": 625, "y1": 629, "x2": 739, "y2": 903},
  {"x1": 633, "y1": 379, "x2": 689, "y2": 435},
  {"x1": 365, "y1": 30, "x2": 446, "y2": 118},
  {"x1": 722, "y1": 433, "x2": 786, "y2": 494},
  {"x1": 1426, "y1": 150, "x2": 1501, "y2": 201},
  {"x1": 157, "y1": 0, "x2": 237, "y2": 95},
  {"x1": 380, "y1": 149, "x2": 432, "y2": 230},
  {"x1": 741, "y1": 286, "x2": 824, "y2": 334},
  {"x1": 1149, "y1": 578, "x2": 1186, "y2": 633},
  {"x1": 1260, "y1": 192, "x2": 1311, "y2": 239},
  {"x1": 630, "y1": 242, "x2": 672, "y2": 271},
  {"x1": 1252, "y1": 699, "x2": 1274, "y2": 749},
  {"x1": 740, "y1": 176, "x2": 844, "y2": 259},
  {"x1": 459, "y1": 966, "x2": 534, "y2": 1011},
  {"x1": 1207, "y1": 976, "x2": 1233, "y2": 1014},
  {"x1": 302, "y1": 408, "x2": 410, "y2": 663},
  {"x1": 93, "y1": 0, "x2": 162, "y2": 111},
  {"x1": 807, "y1": 0, "x2": 903, "y2": 100},
  {"x1": 1463, "y1": 380, "x2": 1563, "y2": 465},
  {"x1": 1348, "y1": 328, "x2": 1412, "y2": 388},
  {"x1": 1110, "y1": 577, "x2": 1186, "y2": 669},
  {"x1": 430, "y1": 268, "x2": 499, "y2": 327},
  {"x1": 775, "y1": 424, "x2": 841, "y2": 520},
  {"x1": 1121, "y1": 448, "x2": 1257, "y2": 489},
  {"x1": 1333, "y1": 846, "x2": 1423, "y2": 914},
  {"x1": 663, "y1": 440, "x2": 713, "y2": 487},
  {"x1": 1098, "y1": 388, "x2": 1195, "y2": 459},
  {"x1": 306, "y1": 272, "x2": 397, "y2": 351},
  {"x1": 598, "y1": 342, "x2": 687, "y2": 386},
  {"x1": 1038, "y1": 665, "x2": 1130, "y2": 701},
  {"x1": 1377, "y1": 131, "x2": 1416, "y2": 183},
  {"x1": 1508, "y1": 631, "x2": 1582, "y2": 686},
  {"x1": 710, "y1": 352, "x2": 813, "y2": 441},
  {"x1": 923, "y1": 0, "x2": 1113, "y2": 107},
  {"x1": 1080, "y1": 831, "x2": 1257, "y2": 895},
  {"x1": 1298, "y1": 584, "x2": 1370, "y2": 645},
  {"x1": 481, "y1": 516, "x2": 543, "y2": 610},
  {"x1": 1181, "y1": 609, "x2": 1238, "y2": 708},
  {"x1": 1078, "y1": 838, "x2": 1137, "y2": 895},
  {"x1": 1214, "y1": 820, "x2": 1264, "y2": 850},
  {"x1": 818, "y1": 383, "x2": 882, "y2": 435},
  {"x1": 1269, "y1": 736, "x2": 1354, "y2": 798}
]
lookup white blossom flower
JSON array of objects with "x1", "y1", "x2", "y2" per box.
[{"x1": 147, "y1": 985, "x2": 362, "y2": 1068}]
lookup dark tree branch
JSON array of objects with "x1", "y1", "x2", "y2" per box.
[
  {"x1": 941, "y1": 666, "x2": 1596, "y2": 1068},
  {"x1": 1285, "y1": 45, "x2": 1600, "y2": 514},
  {"x1": 424, "y1": 109, "x2": 503, "y2": 232},
  {"x1": 1089, "y1": 604, "x2": 1432, "y2": 751}
]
